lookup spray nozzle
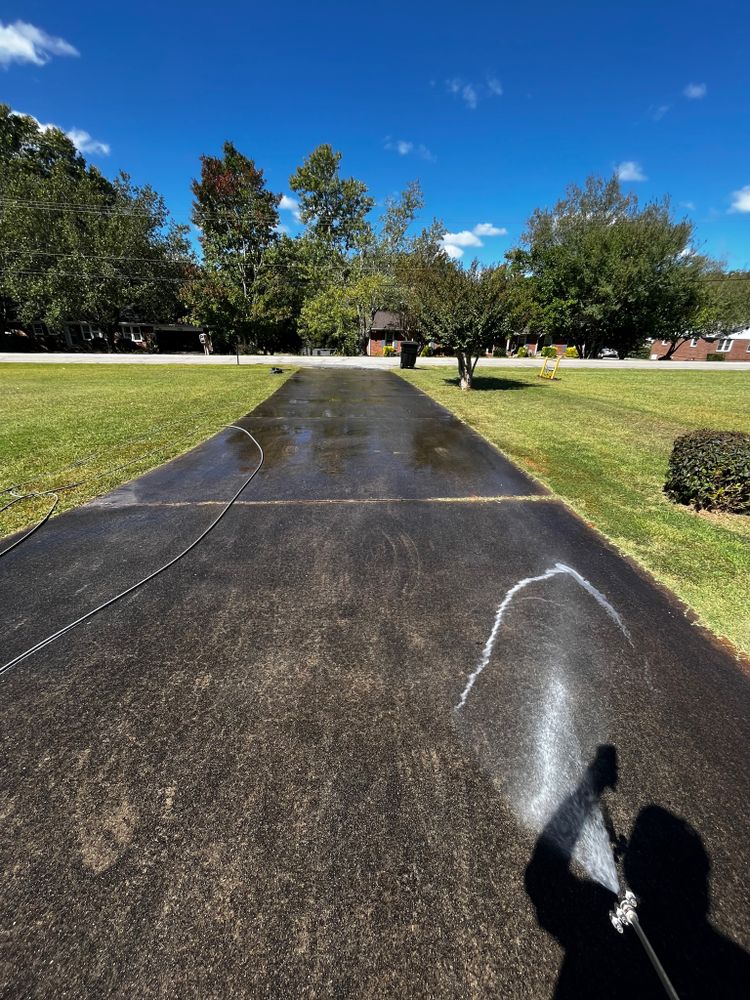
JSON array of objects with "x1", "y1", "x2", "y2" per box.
[
  {"x1": 610, "y1": 889, "x2": 638, "y2": 933},
  {"x1": 609, "y1": 890, "x2": 681, "y2": 999}
]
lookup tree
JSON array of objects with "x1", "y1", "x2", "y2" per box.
[
  {"x1": 513, "y1": 175, "x2": 708, "y2": 358},
  {"x1": 289, "y1": 144, "x2": 374, "y2": 255},
  {"x1": 403, "y1": 258, "x2": 509, "y2": 389},
  {"x1": 0, "y1": 106, "x2": 191, "y2": 343},
  {"x1": 298, "y1": 285, "x2": 359, "y2": 353},
  {"x1": 187, "y1": 141, "x2": 280, "y2": 350},
  {"x1": 666, "y1": 270, "x2": 750, "y2": 358}
]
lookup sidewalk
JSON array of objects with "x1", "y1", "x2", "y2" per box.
[{"x1": 2, "y1": 351, "x2": 750, "y2": 370}]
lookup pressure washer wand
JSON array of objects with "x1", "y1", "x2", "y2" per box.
[{"x1": 610, "y1": 890, "x2": 681, "y2": 1000}]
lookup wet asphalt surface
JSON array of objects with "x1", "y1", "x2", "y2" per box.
[{"x1": 1, "y1": 369, "x2": 748, "y2": 999}]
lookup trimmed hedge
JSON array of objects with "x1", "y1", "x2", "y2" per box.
[
  {"x1": 539, "y1": 345, "x2": 558, "y2": 358},
  {"x1": 664, "y1": 429, "x2": 750, "y2": 513}
]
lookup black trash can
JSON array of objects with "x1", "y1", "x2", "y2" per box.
[{"x1": 399, "y1": 341, "x2": 419, "y2": 369}]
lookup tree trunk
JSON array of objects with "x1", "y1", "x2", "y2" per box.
[
  {"x1": 659, "y1": 338, "x2": 688, "y2": 360},
  {"x1": 457, "y1": 351, "x2": 473, "y2": 390}
]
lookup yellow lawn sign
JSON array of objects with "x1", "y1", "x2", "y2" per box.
[{"x1": 538, "y1": 355, "x2": 561, "y2": 380}]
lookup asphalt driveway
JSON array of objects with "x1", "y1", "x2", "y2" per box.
[{"x1": 1, "y1": 370, "x2": 748, "y2": 999}]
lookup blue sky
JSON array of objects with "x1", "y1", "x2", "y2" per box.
[{"x1": 2, "y1": 1, "x2": 749, "y2": 267}]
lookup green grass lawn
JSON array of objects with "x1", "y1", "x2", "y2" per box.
[
  {"x1": 0, "y1": 364, "x2": 292, "y2": 540},
  {"x1": 400, "y1": 366, "x2": 750, "y2": 658}
]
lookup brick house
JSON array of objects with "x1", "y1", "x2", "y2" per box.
[
  {"x1": 649, "y1": 328, "x2": 750, "y2": 361},
  {"x1": 366, "y1": 310, "x2": 405, "y2": 356}
]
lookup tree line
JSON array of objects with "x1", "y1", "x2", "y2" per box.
[{"x1": 2, "y1": 104, "x2": 748, "y2": 388}]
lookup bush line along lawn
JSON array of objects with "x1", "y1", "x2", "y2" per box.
[
  {"x1": 400, "y1": 367, "x2": 750, "y2": 658},
  {"x1": 0, "y1": 364, "x2": 293, "y2": 539}
]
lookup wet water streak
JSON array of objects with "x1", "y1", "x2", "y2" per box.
[
  {"x1": 455, "y1": 562, "x2": 630, "y2": 892},
  {"x1": 455, "y1": 562, "x2": 631, "y2": 711}
]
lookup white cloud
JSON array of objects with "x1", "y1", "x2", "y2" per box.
[
  {"x1": 442, "y1": 242, "x2": 464, "y2": 259},
  {"x1": 445, "y1": 76, "x2": 502, "y2": 109},
  {"x1": 616, "y1": 160, "x2": 647, "y2": 182},
  {"x1": 12, "y1": 110, "x2": 109, "y2": 155},
  {"x1": 65, "y1": 128, "x2": 110, "y2": 156},
  {"x1": 651, "y1": 104, "x2": 670, "y2": 121},
  {"x1": 384, "y1": 137, "x2": 435, "y2": 161},
  {"x1": 683, "y1": 82, "x2": 707, "y2": 99},
  {"x1": 279, "y1": 193, "x2": 301, "y2": 221},
  {"x1": 443, "y1": 230, "x2": 483, "y2": 248},
  {"x1": 440, "y1": 221, "x2": 507, "y2": 258},
  {"x1": 0, "y1": 20, "x2": 78, "y2": 67},
  {"x1": 680, "y1": 200, "x2": 696, "y2": 211},
  {"x1": 473, "y1": 222, "x2": 507, "y2": 237},
  {"x1": 729, "y1": 185, "x2": 750, "y2": 213},
  {"x1": 461, "y1": 83, "x2": 478, "y2": 109}
]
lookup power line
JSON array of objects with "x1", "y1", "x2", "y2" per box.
[
  {"x1": 1, "y1": 267, "x2": 187, "y2": 284},
  {"x1": 0, "y1": 246, "x2": 194, "y2": 265}
]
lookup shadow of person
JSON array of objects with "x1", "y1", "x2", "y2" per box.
[
  {"x1": 525, "y1": 745, "x2": 667, "y2": 998},
  {"x1": 623, "y1": 805, "x2": 750, "y2": 998},
  {"x1": 525, "y1": 747, "x2": 750, "y2": 998}
]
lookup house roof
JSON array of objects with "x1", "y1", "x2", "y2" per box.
[{"x1": 368, "y1": 310, "x2": 403, "y2": 333}]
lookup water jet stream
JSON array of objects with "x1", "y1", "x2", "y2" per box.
[{"x1": 455, "y1": 562, "x2": 631, "y2": 712}]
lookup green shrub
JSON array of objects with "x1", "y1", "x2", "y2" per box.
[
  {"x1": 515, "y1": 346, "x2": 529, "y2": 358},
  {"x1": 419, "y1": 345, "x2": 431, "y2": 357},
  {"x1": 564, "y1": 346, "x2": 579, "y2": 358},
  {"x1": 664, "y1": 430, "x2": 750, "y2": 513},
  {"x1": 705, "y1": 353, "x2": 725, "y2": 362},
  {"x1": 383, "y1": 345, "x2": 396, "y2": 357},
  {"x1": 492, "y1": 346, "x2": 507, "y2": 358},
  {"x1": 539, "y1": 346, "x2": 558, "y2": 358}
]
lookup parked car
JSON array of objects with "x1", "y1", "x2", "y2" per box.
[{"x1": 598, "y1": 348, "x2": 619, "y2": 359}]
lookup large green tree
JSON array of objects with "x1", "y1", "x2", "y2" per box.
[
  {"x1": 289, "y1": 144, "x2": 374, "y2": 256},
  {"x1": 512, "y1": 175, "x2": 708, "y2": 358},
  {"x1": 403, "y1": 258, "x2": 510, "y2": 388},
  {"x1": 186, "y1": 141, "x2": 281, "y2": 350},
  {"x1": 0, "y1": 106, "x2": 191, "y2": 343}
]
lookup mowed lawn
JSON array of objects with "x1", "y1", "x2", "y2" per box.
[
  {"x1": 0, "y1": 364, "x2": 292, "y2": 539},
  {"x1": 400, "y1": 367, "x2": 750, "y2": 658}
]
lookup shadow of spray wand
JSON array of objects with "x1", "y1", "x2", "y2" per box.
[{"x1": 610, "y1": 890, "x2": 681, "y2": 999}]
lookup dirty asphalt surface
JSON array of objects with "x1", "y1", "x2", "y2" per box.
[{"x1": 1, "y1": 370, "x2": 748, "y2": 999}]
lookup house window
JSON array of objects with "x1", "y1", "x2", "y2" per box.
[
  {"x1": 122, "y1": 325, "x2": 143, "y2": 343},
  {"x1": 718, "y1": 338, "x2": 733, "y2": 352},
  {"x1": 689, "y1": 338, "x2": 698, "y2": 348},
  {"x1": 661, "y1": 340, "x2": 670, "y2": 346},
  {"x1": 746, "y1": 344, "x2": 750, "y2": 353}
]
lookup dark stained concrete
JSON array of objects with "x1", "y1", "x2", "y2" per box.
[{"x1": 1, "y1": 369, "x2": 748, "y2": 999}]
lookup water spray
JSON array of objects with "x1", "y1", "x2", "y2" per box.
[{"x1": 610, "y1": 890, "x2": 681, "y2": 1000}]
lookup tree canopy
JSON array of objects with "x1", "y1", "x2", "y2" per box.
[
  {"x1": 0, "y1": 105, "x2": 192, "y2": 342},
  {"x1": 3, "y1": 117, "x2": 746, "y2": 382},
  {"x1": 512, "y1": 176, "x2": 708, "y2": 359}
]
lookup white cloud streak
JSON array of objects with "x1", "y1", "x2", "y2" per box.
[
  {"x1": 0, "y1": 20, "x2": 78, "y2": 67},
  {"x1": 384, "y1": 137, "x2": 435, "y2": 161},
  {"x1": 729, "y1": 186, "x2": 750, "y2": 213},
  {"x1": 616, "y1": 160, "x2": 647, "y2": 182},
  {"x1": 65, "y1": 128, "x2": 110, "y2": 156},
  {"x1": 445, "y1": 76, "x2": 502, "y2": 109},
  {"x1": 440, "y1": 222, "x2": 508, "y2": 258},
  {"x1": 12, "y1": 110, "x2": 109, "y2": 155},
  {"x1": 474, "y1": 222, "x2": 507, "y2": 236},
  {"x1": 683, "y1": 82, "x2": 707, "y2": 99},
  {"x1": 279, "y1": 193, "x2": 301, "y2": 221}
]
